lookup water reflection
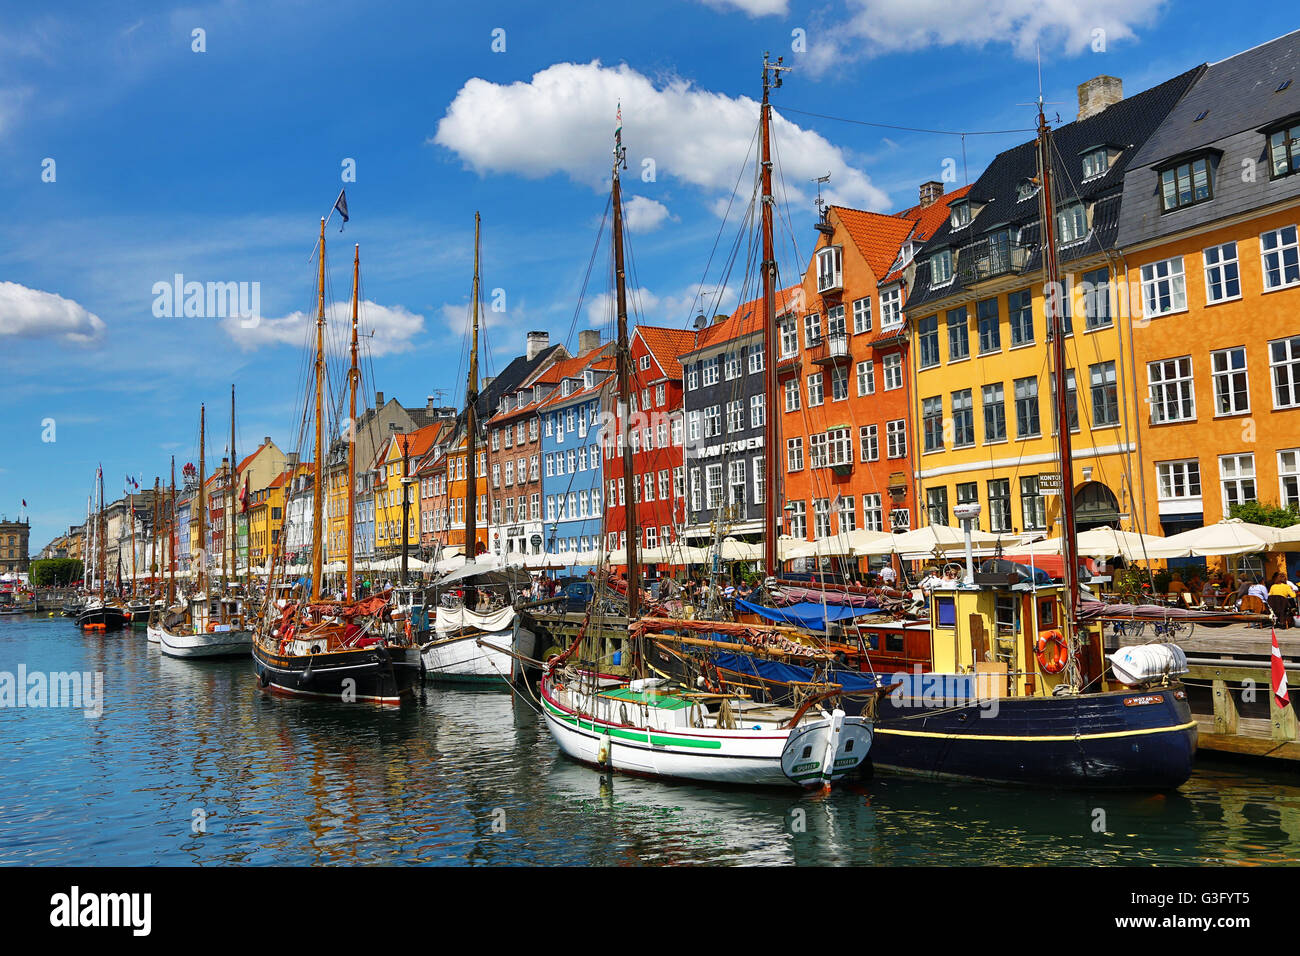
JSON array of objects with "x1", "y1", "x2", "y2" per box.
[{"x1": 0, "y1": 617, "x2": 1297, "y2": 865}]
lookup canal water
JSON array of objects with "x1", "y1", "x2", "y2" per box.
[{"x1": 1, "y1": 614, "x2": 1298, "y2": 866}]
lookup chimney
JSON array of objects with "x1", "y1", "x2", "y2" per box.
[
  {"x1": 1077, "y1": 75, "x2": 1123, "y2": 121},
  {"x1": 263, "y1": 435, "x2": 271, "y2": 447},
  {"x1": 578, "y1": 329, "x2": 602, "y2": 353},
  {"x1": 482, "y1": 375, "x2": 495, "y2": 390},
  {"x1": 918, "y1": 180, "x2": 944, "y2": 208},
  {"x1": 526, "y1": 330, "x2": 550, "y2": 361},
  {"x1": 712, "y1": 313, "x2": 729, "y2": 326}
]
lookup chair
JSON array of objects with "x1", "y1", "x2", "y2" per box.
[{"x1": 1240, "y1": 594, "x2": 1269, "y2": 621}]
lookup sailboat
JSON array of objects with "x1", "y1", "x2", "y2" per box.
[
  {"x1": 656, "y1": 95, "x2": 1197, "y2": 789},
  {"x1": 420, "y1": 213, "x2": 545, "y2": 686},
  {"x1": 540, "y1": 83, "x2": 875, "y2": 789},
  {"x1": 77, "y1": 465, "x2": 129, "y2": 631},
  {"x1": 251, "y1": 224, "x2": 422, "y2": 704}
]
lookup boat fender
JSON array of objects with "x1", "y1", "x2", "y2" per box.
[
  {"x1": 597, "y1": 733, "x2": 611, "y2": 767},
  {"x1": 1034, "y1": 630, "x2": 1069, "y2": 674},
  {"x1": 258, "y1": 670, "x2": 270, "y2": 688}
]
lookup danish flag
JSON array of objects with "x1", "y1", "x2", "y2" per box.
[{"x1": 1271, "y1": 627, "x2": 1290, "y2": 709}]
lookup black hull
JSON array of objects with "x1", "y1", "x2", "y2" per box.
[
  {"x1": 76, "y1": 606, "x2": 130, "y2": 631},
  {"x1": 252, "y1": 641, "x2": 421, "y2": 705}
]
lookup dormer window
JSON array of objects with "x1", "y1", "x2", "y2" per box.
[
  {"x1": 499, "y1": 398, "x2": 510, "y2": 415},
  {"x1": 930, "y1": 248, "x2": 953, "y2": 286},
  {"x1": 516, "y1": 390, "x2": 528, "y2": 410},
  {"x1": 1056, "y1": 202, "x2": 1088, "y2": 244},
  {"x1": 1081, "y1": 147, "x2": 1110, "y2": 180},
  {"x1": 1158, "y1": 154, "x2": 1214, "y2": 212},
  {"x1": 816, "y1": 245, "x2": 843, "y2": 293},
  {"x1": 1267, "y1": 120, "x2": 1299, "y2": 179},
  {"x1": 562, "y1": 380, "x2": 572, "y2": 397},
  {"x1": 1016, "y1": 178, "x2": 1040, "y2": 202},
  {"x1": 950, "y1": 201, "x2": 971, "y2": 230},
  {"x1": 584, "y1": 369, "x2": 594, "y2": 388}
]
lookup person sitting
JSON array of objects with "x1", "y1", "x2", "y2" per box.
[
  {"x1": 1167, "y1": 572, "x2": 1188, "y2": 597},
  {"x1": 1269, "y1": 573, "x2": 1297, "y2": 630}
]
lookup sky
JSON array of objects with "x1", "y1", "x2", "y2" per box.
[{"x1": 2, "y1": 0, "x2": 1296, "y2": 551}]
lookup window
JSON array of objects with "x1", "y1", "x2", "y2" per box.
[
  {"x1": 813, "y1": 498, "x2": 831, "y2": 538},
  {"x1": 886, "y1": 419, "x2": 907, "y2": 459},
  {"x1": 922, "y1": 396, "x2": 944, "y2": 453},
  {"x1": 827, "y1": 304, "x2": 846, "y2": 339},
  {"x1": 1049, "y1": 369, "x2": 1078, "y2": 433},
  {"x1": 698, "y1": 465, "x2": 720, "y2": 509},
  {"x1": 727, "y1": 399, "x2": 744, "y2": 433},
  {"x1": 883, "y1": 353, "x2": 903, "y2": 390},
  {"x1": 747, "y1": 345, "x2": 764, "y2": 374},
  {"x1": 658, "y1": 470, "x2": 670, "y2": 500},
  {"x1": 1211, "y1": 347, "x2": 1249, "y2": 415},
  {"x1": 1261, "y1": 225, "x2": 1300, "y2": 291},
  {"x1": 1219, "y1": 454, "x2": 1256, "y2": 510},
  {"x1": 673, "y1": 467, "x2": 684, "y2": 499},
  {"x1": 724, "y1": 350, "x2": 742, "y2": 380},
  {"x1": 947, "y1": 308, "x2": 969, "y2": 361},
  {"x1": 751, "y1": 394, "x2": 765, "y2": 428},
  {"x1": 1090, "y1": 361, "x2": 1119, "y2": 426},
  {"x1": 687, "y1": 364, "x2": 698, "y2": 391},
  {"x1": 702, "y1": 357, "x2": 720, "y2": 386},
  {"x1": 862, "y1": 494, "x2": 883, "y2": 531},
  {"x1": 816, "y1": 246, "x2": 843, "y2": 292},
  {"x1": 1203, "y1": 242, "x2": 1241, "y2": 304},
  {"x1": 836, "y1": 495, "x2": 856, "y2": 533},
  {"x1": 783, "y1": 378, "x2": 801, "y2": 413},
  {"x1": 918, "y1": 315, "x2": 940, "y2": 368},
  {"x1": 1272, "y1": 335, "x2": 1300, "y2": 409},
  {"x1": 1280, "y1": 449, "x2": 1300, "y2": 509},
  {"x1": 1057, "y1": 202, "x2": 1088, "y2": 243},
  {"x1": 780, "y1": 318, "x2": 798, "y2": 358},
  {"x1": 880, "y1": 287, "x2": 902, "y2": 329},
  {"x1": 642, "y1": 473, "x2": 654, "y2": 503},
  {"x1": 1156, "y1": 460, "x2": 1201, "y2": 502},
  {"x1": 927, "y1": 487, "x2": 949, "y2": 526},
  {"x1": 807, "y1": 373, "x2": 824, "y2": 406},
  {"x1": 787, "y1": 500, "x2": 806, "y2": 539},
  {"x1": 950, "y1": 201, "x2": 971, "y2": 229},
  {"x1": 1269, "y1": 122, "x2": 1300, "y2": 178},
  {"x1": 827, "y1": 427, "x2": 852, "y2": 467},
  {"x1": 1140, "y1": 257, "x2": 1187, "y2": 317},
  {"x1": 1148, "y1": 357, "x2": 1195, "y2": 423},
  {"x1": 1159, "y1": 155, "x2": 1213, "y2": 211},
  {"x1": 830, "y1": 367, "x2": 849, "y2": 401},
  {"x1": 987, "y1": 479, "x2": 1011, "y2": 532},
  {"x1": 1014, "y1": 377, "x2": 1040, "y2": 437},
  {"x1": 859, "y1": 424, "x2": 878, "y2": 462},
  {"x1": 1081, "y1": 146, "x2": 1109, "y2": 180},
  {"x1": 1081, "y1": 267, "x2": 1111, "y2": 329},
  {"x1": 852, "y1": 297, "x2": 872, "y2": 333},
  {"x1": 809, "y1": 432, "x2": 828, "y2": 469},
  {"x1": 930, "y1": 249, "x2": 953, "y2": 286},
  {"x1": 977, "y1": 297, "x2": 1001, "y2": 353},
  {"x1": 951, "y1": 389, "x2": 974, "y2": 447},
  {"x1": 1020, "y1": 476, "x2": 1046, "y2": 530},
  {"x1": 890, "y1": 509, "x2": 911, "y2": 532},
  {"x1": 787, "y1": 437, "x2": 804, "y2": 472},
  {"x1": 804, "y1": 312, "x2": 822, "y2": 348},
  {"x1": 980, "y1": 383, "x2": 1007, "y2": 444},
  {"x1": 856, "y1": 360, "x2": 875, "y2": 396},
  {"x1": 1007, "y1": 289, "x2": 1033, "y2": 346}
]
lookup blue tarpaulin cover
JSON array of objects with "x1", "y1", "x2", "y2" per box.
[
  {"x1": 709, "y1": 651, "x2": 889, "y2": 693},
  {"x1": 735, "y1": 598, "x2": 881, "y2": 631}
]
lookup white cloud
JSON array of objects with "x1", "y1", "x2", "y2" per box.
[
  {"x1": 222, "y1": 300, "x2": 423, "y2": 357},
  {"x1": 433, "y1": 60, "x2": 889, "y2": 210},
  {"x1": 0, "y1": 281, "x2": 105, "y2": 343},
  {"x1": 696, "y1": 0, "x2": 789, "y2": 15},
  {"x1": 623, "y1": 195, "x2": 675, "y2": 233},
  {"x1": 584, "y1": 283, "x2": 740, "y2": 330}
]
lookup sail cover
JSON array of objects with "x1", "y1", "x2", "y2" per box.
[{"x1": 735, "y1": 598, "x2": 881, "y2": 631}]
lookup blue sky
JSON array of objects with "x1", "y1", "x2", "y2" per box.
[{"x1": 2, "y1": 0, "x2": 1296, "y2": 550}]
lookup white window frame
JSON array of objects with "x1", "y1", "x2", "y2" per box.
[
  {"x1": 1210, "y1": 346, "x2": 1250, "y2": 417},
  {"x1": 1261, "y1": 225, "x2": 1300, "y2": 292},
  {"x1": 1203, "y1": 241, "x2": 1241, "y2": 304},
  {"x1": 1140, "y1": 256, "x2": 1188, "y2": 318}
]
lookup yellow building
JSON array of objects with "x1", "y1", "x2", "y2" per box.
[{"x1": 374, "y1": 424, "x2": 443, "y2": 556}]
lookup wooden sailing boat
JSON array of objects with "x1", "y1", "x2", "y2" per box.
[
  {"x1": 251, "y1": 225, "x2": 421, "y2": 704},
  {"x1": 420, "y1": 212, "x2": 544, "y2": 686},
  {"x1": 540, "y1": 85, "x2": 874, "y2": 788},
  {"x1": 77, "y1": 465, "x2": 129, "y2": 631}
]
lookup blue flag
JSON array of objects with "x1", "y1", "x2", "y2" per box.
[{"x1": 334, "y1": 190, "x2": 349, "y2": 231}]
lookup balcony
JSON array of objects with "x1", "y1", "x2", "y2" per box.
[
  {"x1": 810, "y1": 331, "x2": 852, "y2": 367},
  {"x1": 956, "y1": 234, "x2": 1032, "y2": 284}
]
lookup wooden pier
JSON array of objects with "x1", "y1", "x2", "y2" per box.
[{"x1": 1105, "y1": 623, "x2": 1300, "y2": 764}]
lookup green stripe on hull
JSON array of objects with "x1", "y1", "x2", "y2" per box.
[{"x1": 545, "y1": 699, "x2": 723, "y2": 750}]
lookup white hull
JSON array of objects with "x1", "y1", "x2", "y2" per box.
[
  {"x1": 541, "y1": 675, "x2": 873, "y2": 788},
  {"x1": 146, "y1": 624, "x2": 163, "y2": 644},
  {"x1": 421, "y1": 616, "x2": 537, "y2": 684},
  {"x1": 158, "y1": 627, "x2": 254, "y2": 659}
]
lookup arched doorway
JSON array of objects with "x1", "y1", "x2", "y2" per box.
[{"x1": 1073, "y1": 481, "x2": 1120, "y2": 531}]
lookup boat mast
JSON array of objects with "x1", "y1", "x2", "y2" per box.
[
  {"x1": 128, "y1": 487, "x2": 136, "y2": 592},
  {"x1": 760, "y1": 53, "x2": 790, "y2": 578},
  {"x1": 228, "y1": 383, "x2": 236, "y2": 602},
  {"x1": 312, "y1": 217, "x2": 327, "y2": 600},
  {"x1": 401, "y1": 436, "x2": 410, "y2": 586},
  {"x1": 464, "y1": 212, "x2": 480, "y2": 565},
  {"x1": 169, "y1": 457, "x2": 176, "y2": 606},
  {"x1": 98, "y1": 466, "x2": 105, "y2": 602},
  {"x1": 198, "y1": 404, "x2": 207, "y2": 596},
  {"x1": 611, "y1": 106, "x2": 639, "y2": 619},
  {"x1": 1036, "y1": 102, "x2": 1082, "y2": 648},
  {"x1": 151, "y1": 477, "x2": 160, "y2": 592},
  {"x1": 347, "y1": 244, "x2": 359, "y2": 601}
]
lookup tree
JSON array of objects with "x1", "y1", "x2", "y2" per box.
[
  {"x1": 1228, "y1": 501, "x2": 1300, "y2": 528},
  {"x1": 29, "y1": 558, "x2": 84, "y2": 587}
]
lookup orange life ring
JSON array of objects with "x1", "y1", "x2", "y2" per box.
[{"x1": 1035, "y1": 630, "x2": 1069, "y2": 674}]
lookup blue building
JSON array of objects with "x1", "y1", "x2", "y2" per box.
[{"x1": 538, "y1": 340, "x2": 613, "y2": 572}]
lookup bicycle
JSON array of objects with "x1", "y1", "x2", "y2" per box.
[
  {"x1": 1110, "y1": 618, "x2": 1146, "y2": 642},
  {"x1": 1149, "y1": 617, "x2": 1194, "y2": 642}
]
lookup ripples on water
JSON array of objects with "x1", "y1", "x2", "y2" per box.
[{"x1": 1, "y1": 615, "x2": 1298, "y2": 866}]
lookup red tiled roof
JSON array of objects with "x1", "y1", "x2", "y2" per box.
[
  {"x1": 635, "y1": 326, "x2": 698, "y2": 379},
  {"x1": 830, "y1": 207, "x2": 915, "y2": 279},
  {"x1": 689, "y1": 285, "x2": 800, "y2": 352},
  {"x1": 895, "y1": 184, "x2": 972, "y2": 243}
]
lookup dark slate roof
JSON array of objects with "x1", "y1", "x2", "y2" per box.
[
  {"x1": 907, "y1": 65, "x2": 1204, "y2": 313},
  {"x1": 1117, "y1": 30, "x2": 1300, "y2": 248}
]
